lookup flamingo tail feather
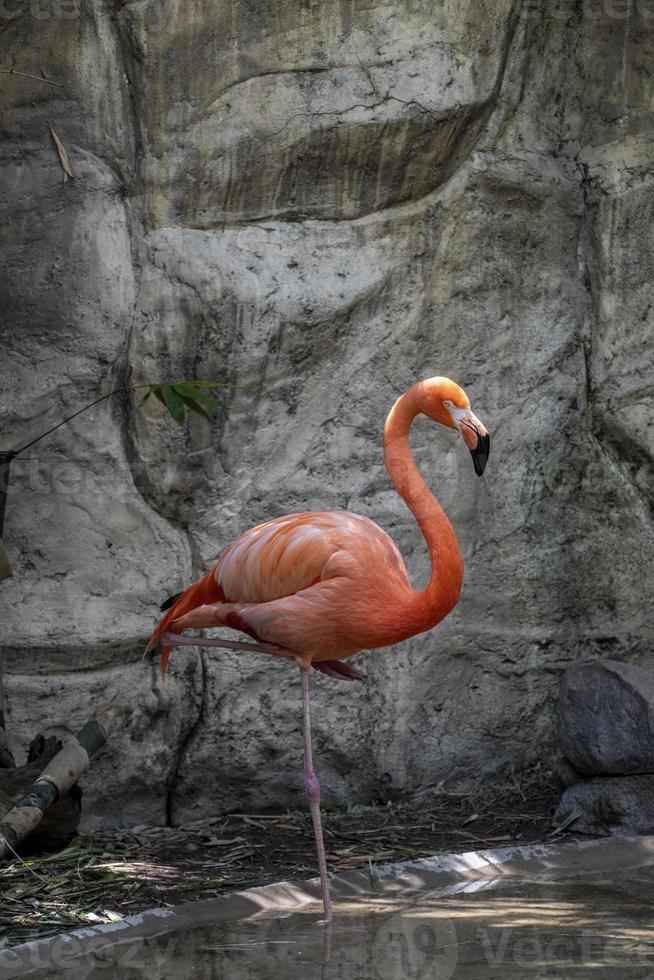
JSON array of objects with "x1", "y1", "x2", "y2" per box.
[{"x1": 145, "y1": 567, "x2": 225, "y2": 676}]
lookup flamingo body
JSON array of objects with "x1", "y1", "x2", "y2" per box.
[{"x1": 152, "y1": 510, "x2": 455, "y2": 672}]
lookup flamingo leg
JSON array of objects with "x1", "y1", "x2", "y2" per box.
[
  {"x1": 301, "y1": 665, "x2": 333, "y2": 921},
  {"x1": 160, "y1": 631, "x2": 290, "y2": 658},
  {"x1": 160, "y1": 631, "x2": 333, "y2": 917}
]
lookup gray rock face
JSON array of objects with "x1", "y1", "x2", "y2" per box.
[
  {"x1": 1, "y1": 2, "x2": 653, "y2": 828},
  {"x1": 559, "y1": 661, "x2": 654, "y2": 776},
  {"x1": 554, "y1": 776, "x2": 654, "y2": 837}
]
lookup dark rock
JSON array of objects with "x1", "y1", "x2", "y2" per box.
[
  {"x1": 553, "y1": 775, "x2": 654, "y2": 837},
  {"x1": 0, "y1": 729, "x2": 14, "y2": 771},
  {"x1": 551, "y1": 755, "x2": 584, "y2": 790},
  {"x1": 559, "y1": 661, "x2": 654, "y2": 776}
]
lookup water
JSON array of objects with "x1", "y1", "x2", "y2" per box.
[{"x1": 4, "y1": 841, "x2": 654, "y2": 979}]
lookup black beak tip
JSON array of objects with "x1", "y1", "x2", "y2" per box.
[{"x1": 470, "y1": 434, "x2": 490, "y2": 477}]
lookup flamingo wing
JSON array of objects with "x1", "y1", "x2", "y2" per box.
[{"x1": 215, "y1": 511, "x2": 409, "y2": 604}]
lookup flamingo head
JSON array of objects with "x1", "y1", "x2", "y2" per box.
[{"x1": 420, "y1": 377, "x2": 490, "y2": 477}]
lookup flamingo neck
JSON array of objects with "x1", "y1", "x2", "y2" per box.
[{"x1": 383, "y1": 385, "x2": 463, "y2": 619}]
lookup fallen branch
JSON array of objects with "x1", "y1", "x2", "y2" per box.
[
  {"x1": 0, "y1": 703, "x2": 130, "y2": 860},
  {"x1": 0, "y1": 732, "x2": 81, "y2": 851}
]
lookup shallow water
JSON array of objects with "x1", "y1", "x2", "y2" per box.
[{"x1": 6, "y1": 865, "x2": 654, "y2": 979}]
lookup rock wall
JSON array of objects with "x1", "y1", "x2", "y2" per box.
[{"x1": 1, "y1": 0, "x2": 652, "y2": 829}]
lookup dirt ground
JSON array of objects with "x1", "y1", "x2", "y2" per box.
[{"x1": 0, "y1": 765, "x2": 567, "y2": 947}]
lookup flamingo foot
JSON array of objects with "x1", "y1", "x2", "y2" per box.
[{"x1": 312, "y1": 660, "x2": 365, "y2": 682}]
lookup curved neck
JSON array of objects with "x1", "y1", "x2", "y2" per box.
[{"x1": 383, "y1": 385, "x2": 463, "y2": 615}]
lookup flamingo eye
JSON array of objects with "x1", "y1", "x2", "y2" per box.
[{"x1": 443, "y1": 400, "x2": 453, "y2": 409}]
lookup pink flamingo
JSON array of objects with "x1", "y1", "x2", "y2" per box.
[{"x1": 147, "y1": 377, "x2": 489, "y2": 919}]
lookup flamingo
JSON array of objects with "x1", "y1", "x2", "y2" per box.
[{"x1": 146, "y1": 376, "x2": 489, "y2": 920}]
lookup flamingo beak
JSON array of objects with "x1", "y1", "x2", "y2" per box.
[
  {"x1": 470, "y1": 430, "x2": 490, "y2": 476},
  {"x1": 453, "y1": 409, "x2": 490, "y2": 476}
]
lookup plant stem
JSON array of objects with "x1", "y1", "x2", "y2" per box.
[
  {"x1": 10, "y1": 386, "x2": 138, "y2": 458},
  {"x1": 0, "y1": 69, "x2": 64, "y2": 88},
  {"x1": 10, "y1": 380, "x2": 227, "y2": 459}
]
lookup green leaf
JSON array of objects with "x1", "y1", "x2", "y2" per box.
[
  {"x1": 179, "y1": 395, "x2": 211, "y2": 421},
  {"x1": 136, "y1": 381, "x2": 223, "y2": 425},
  {"x1": 172, "y1": 382, "x2": 223, "y2": 414},
  {"x1": 161, "y1": 385, "x2": 185, "y2": 425}
]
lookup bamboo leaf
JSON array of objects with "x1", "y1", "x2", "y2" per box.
[
  {"x1": 172, "y1": 383, "x2": 222, "y2": 413},
  {"x1": 193, "y1": 393, "x2": 223, "y2": 413},
  {"x1": 171, "y1": 382, "x2": 201, "y2": 399},
  {"x1": 49, "y1": 127, "x2": 76, "y2": 179},
  {"x1": 161, "y1": 385, "x2": 185, "y2": 425},
  {"x1": 100, "y1": 909, "x2": 123, "y2": 922},
  {"x1": 150, "y1": 385, "x2": 166, "y2": 405},
  {"x1": 179, "y1": 395, "x2": 211, "y2": 421}
]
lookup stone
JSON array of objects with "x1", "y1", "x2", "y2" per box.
[
  {"x1": 553, "y1": 775, "x2": 654, "y2": 837},
  {"x1": 551, "y1": 756, "x2": 583, "y2": 790},
  {"x1": 1, "y1": 2, "x2": 654, "y2": 828},
  {"x1": 559, "y1": 661, "x2": 654, "y2": 776}
]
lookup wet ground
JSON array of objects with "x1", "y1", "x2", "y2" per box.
[
  {"x1": 0, "y1": 766, "x2": 560, "y2": 946},
  {"x1": 2, "y1": 836, "x2": 654, "y2": 979}
]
